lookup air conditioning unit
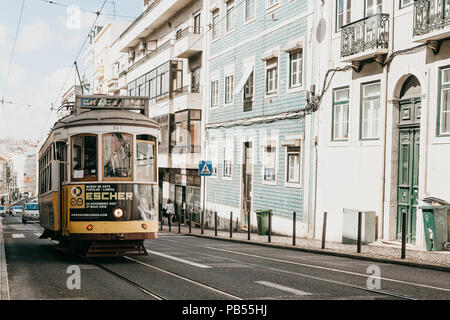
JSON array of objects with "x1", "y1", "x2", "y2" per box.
[{"x1": 138, "y1": 40, "x2": 146, "y2": 52}]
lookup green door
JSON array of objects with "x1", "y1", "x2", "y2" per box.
[{"x1": 397, "y1": 128, "x2": 420, "y2": 244}]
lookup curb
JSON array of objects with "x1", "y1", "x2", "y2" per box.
[
  {"x1": 186, "y1": 233, "x2": 450, "y2": 273},
  {"x1": 0, "y1": 217, "x2": 11, "y2": 300}
]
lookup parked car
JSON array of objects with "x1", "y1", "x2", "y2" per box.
[
  {"x1": 0, "y1": 206, "x2": 5, "y2": 217},
  {"x1": 11, "y1": 206, "x2": 23, "y2": 216},
  {"x1": 22, "y1": 203, "x2": 39, "y2": 223}
]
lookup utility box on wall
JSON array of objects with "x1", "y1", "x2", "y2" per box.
[{"x1": 342, "y1": 209, "x2": 376, "y2": 244}]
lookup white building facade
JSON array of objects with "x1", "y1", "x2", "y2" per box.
[{"x1": 313, "y1": 0, "x2": 450, "y2": 249}]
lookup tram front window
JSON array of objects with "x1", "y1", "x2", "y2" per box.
[
  {"x1": 136, "y1": 135, "x2": 156, "y2": 182},
  {"x1": 103, "y1": 133, "x2": 133, "y2": 179},
  {"x1": 72, "y1": 135, "x2": 97, "y2": 180}
]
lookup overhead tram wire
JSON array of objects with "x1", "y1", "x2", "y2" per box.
[
  {"x1": 39, "y1": 0, "x2": 108, "y2": 141},
  {"x1": 1, "y1": 0, "x2": 26, "y2": 104},
  {"x1": 35, "y1": 0, "x2": 137, "y2": 20}
]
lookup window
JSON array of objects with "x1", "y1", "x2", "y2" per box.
[
  {"x1": 223, "y1": 143, "x2": 233, "y2": 178},
  {"x1": 332, "y1": 88, "x2": 350, "y2": 141},
  {"x1": 136, "y1": 135, "x2": 157, "y2": 182},
  {"x1": 289, "y1": 51, "x2": 302, "y2": 88},
  {"x1": 212, "y1": 9, "x2": 220, "y2": 40},
  {"x1": 211, "y1": 80, "x2": 219, "y2": 108},
  {"x1": 245, "y1": 0, "x2": 255, "y2": 21},
  {"x1": 103, "y1": 133, "x2": 133, "y2": 180},
  {"x1": 263, "y1": 140, "x2": 277, "y2": 183},
  {"x1": 286, "y1": 145, "x2": 301, "y2": 184},
  {"x1": 365, "y1": 0, "x2": 382, "y2": 16},
  {"x1": 439, "y1": 68, "x2": 450, "y2": 135},
  {"x1": 194, "y1": 13, "x2": 201, "y2": 34},
  {"x1": 72, "y1": 134, "x2": 97, "y2": 181},
  {"x1": 337, "y1": 0, "x2": 351, "y2": 30},
  {"x1": 361, "y1": 82, "x2": 381, "y2": 140},
  {"x1": 209, "y1": 143, "x2": 218, "y2": 176},
  {"x1": 226, "y1": 0, "x2": 235, "y2": 32},
  {"x1": 267, "y1": 0, "x2": 279, "y2": 9},
  {"x1": 174, "y1": 110, "x2": 201, "y2": 153},
  {"x1": 399, "y1": 0, "x2": 412, "y2": 9},
  {"x1": 265, "y1": 57, "x2": 278, "y2": 95},
  {"x1": 225, "y1": 75, "x2": 234, "y2": 104},
  {"x1": 243, "y1": 70, "x2": 254, "y2": 111}
]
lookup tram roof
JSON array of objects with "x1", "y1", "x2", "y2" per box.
[{"x1": 53, "y1": 109, "x2": 159, "y2": 130}]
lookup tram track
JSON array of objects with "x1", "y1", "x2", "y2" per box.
[
  {"x1": 79, "y1": 254, "x2": 243, "y2": 300},
  {"x1": 156, "y1": 237, "x2": 430, "y2": 300}
]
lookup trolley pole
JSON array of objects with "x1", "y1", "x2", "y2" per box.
[
  {"x1": 357, "y1": 211, "x2": 362, "y2": 253},
  {"x1": 214, "y1": 211, "x2": 217, "y2": 237},
  {"x1": 322, "y1": 212, "x2": 328, "y2": 250},
  {"x1": 230, "y1": 211, "x2": 233, "y2": 238},
  {"x1": 292, "y1": 211, "x2": 296, "y2": 246},
  {"x1": 401, "y1": 211, "x2": 407, "y2": 259}
]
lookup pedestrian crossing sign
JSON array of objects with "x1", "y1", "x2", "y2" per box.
[{"x1": 199, "y1": 161, "x2": 213, "y2": 176}]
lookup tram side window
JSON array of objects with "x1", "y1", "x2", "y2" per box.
[
  {"x1": 136, "y1": 135, "x2": 156, "y2": 182},
  {"x1": 103, "y1": 133, "x2": 133, "y2": 179},
  {"x1": 72, "y1": 135, "x2": 97, "y2": 180}
]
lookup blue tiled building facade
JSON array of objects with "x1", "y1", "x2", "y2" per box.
[{"x1": 205, "y1": 0, "x2": 311, "y2": 234}]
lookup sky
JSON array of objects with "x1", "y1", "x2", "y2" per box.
[{"x1": 0, "y1": 0, "x2": 142, "y2": 142}]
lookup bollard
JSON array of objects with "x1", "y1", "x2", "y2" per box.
[
  {"x1": 160, "y1": 212, "x2": 163, "y2": 231},
  {"x1": 230, "y1": 212, "x2": 233, "y2": 238},
  {"x1": 178, "y1": 209, "x2": 181, "y2": 234},
  {"x1": 401, "y1": 211, "x2": 407, "y2": 259},
  {"x1": 201, "y1": 209, "x2": 204, "y2": 234},
  {"x1": 168, "y1": 213, "x2": 172, "y2": 233},
  {"x1": 268, "y1": 211, "x2": 272, "y2": 243},
  {"x1": 321, "y1": 212, "x2": 328, "y2": 249},
  {"x1": 248, "y1": 212, "x2": 251, "y2": 240},
  {"x1": 293, "y1": 211, "x2": 296, "y2": 246},
  {"x1": 357, "y1": 211, "x2": 362, "y2": 253},
  {"x1": 214, "y1": 211, "x2": 218, "y2": 237},
  {"x1": 189, "y1": 210, "x2": 192, "y2": 234},
  {"x1": 236, "y1": 217, "x2": 238, "y2": 232}
]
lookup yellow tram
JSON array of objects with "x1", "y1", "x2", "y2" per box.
[{"x1": 38, "y1": 95, "x2": 160, "y2": 256}]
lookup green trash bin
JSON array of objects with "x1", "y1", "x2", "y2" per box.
[
  {"x1": 256, "y1": 210, "x2": 272, "y2": 235},
  {"x1": 419, "y1": 205, "x2": 450, "y2": 251}
]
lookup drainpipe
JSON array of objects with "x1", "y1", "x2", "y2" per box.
[{"x1": 380, "y1": 2, "x2": 395, "y2": 240}]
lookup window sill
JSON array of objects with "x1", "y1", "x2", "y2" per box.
[
  {"x1": 262, "y1": 180, "x2": 277, "y2": 186},
  {"x1": 285, "y1": 182, "x2": 302, "y2": 189},
  {"x1": 244, "y1": 17, "x2": 256, "y2": 26},
  {"x1": 265, "y1": 92, "x2": 279, "y2": 99},
  {"x1": 266, "y1": 3, "x2": 280, "y2": 14},
  {"x1": 287, "y1": 85, "x2": 304, "y2": 94},
  {"x1": 225, "y1": 28, "x2": 236, "y2": 36},
  {"x1": 223, "y1": 176, "x2": 233, "y2": 181},
  {"x1": 211, "y1": 36, "x2": 221, "y2": 44}
]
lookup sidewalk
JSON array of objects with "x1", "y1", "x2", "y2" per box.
[
  {"x1": 158, "y1": 223, "x2": 450, "y2": 271},
  {"x1": 0, "y1": 217, "x2": 10, "y2": 300}
]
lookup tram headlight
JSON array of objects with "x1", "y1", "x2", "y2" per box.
[
  {"x1": 87, "y1": 224, "x2": 94, "y2": 231},
  {"x1": 113, "y1": 207, "x2": 125, "y2": 220}
]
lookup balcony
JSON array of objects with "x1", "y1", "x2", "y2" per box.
[
  {"x1": 118, "y1": 71, "x2": 127, "y2": 90},
  {"x1": 174, "y1": 27, "x2": 203, "y2": 58},
  {"x1": 413, "y1": 0, "x2": 450, "y2": 43},
  {"x1": 172, "y1": 85, "x2": 203, "y2": 113},
  {"x1": 128, "y1": 39, "x2": 173, "y2": 73},
  {"x1": 94, "y1": 65, "x2": 104, "y2": 80},
  {"x1": 341, "y1": 14, "x2": 390, "y2": 63}
]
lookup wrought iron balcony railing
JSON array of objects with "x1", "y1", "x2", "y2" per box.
[
  {"x1": 341, "y1": 13, "x2": 390, "y2": 59},
  {"x1": 413, "y1": 0, "x2": 450, "y2": 36}
]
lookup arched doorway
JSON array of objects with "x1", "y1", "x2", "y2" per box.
[{"x1": 396, "y1": 76, "x2": 421, "y2": 244}]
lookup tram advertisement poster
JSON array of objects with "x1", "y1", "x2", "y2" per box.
[{"x1": 69, "y1": 184, "x2": 134, "y2": 221}]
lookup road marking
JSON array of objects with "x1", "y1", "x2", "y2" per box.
[
  {"x1": 255, "y1": 281, "x2": 312, "y2": 296},
  {"x1": 147, "y1": 250, "x2": 211, "y2": 269},
  {"x1": 159, "y1": 238, "x2": 450, "y2": 293},
  {"x1": 12, "y1": 234, "x2": 25, "y2": 239},
  {"x1": 124, "y1": 256, "x2": 242, "y2": 300}
]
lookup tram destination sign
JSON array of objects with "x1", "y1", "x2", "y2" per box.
[{"x1": 75, "y1": 95, "x2": 149, "y2": 112}]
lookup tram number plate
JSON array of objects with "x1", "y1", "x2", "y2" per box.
[{"x1": 113, "y1": 125, "x2": 122, "y2": 131}]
